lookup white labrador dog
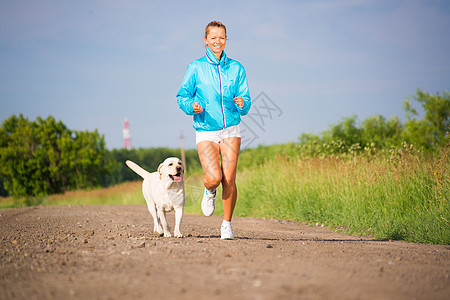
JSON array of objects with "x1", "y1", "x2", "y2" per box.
[{"x1": 125, "y1": 158, "x2": 185, "y2": 238}]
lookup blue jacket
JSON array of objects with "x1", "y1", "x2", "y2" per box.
[{"x1": 177, "y1": 47, "x2": 251, "y2": 131}]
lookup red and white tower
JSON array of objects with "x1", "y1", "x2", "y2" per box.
[{"x1": 123, "y1": 118, "x2": 131, "y2": 150}]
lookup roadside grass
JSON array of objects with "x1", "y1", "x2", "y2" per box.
[
  {"x1": 1, "y1": 146, "x2": 447, "y2": 244},
  {"x1": 0, "y1": 172, "x2": 215, "y2": 213},
  {"x1": 0, "y1": 181, "x2": 145, "y2": 208},
  {"x1": 235, "y1": 146, "x2": 449, "y2": 244}
]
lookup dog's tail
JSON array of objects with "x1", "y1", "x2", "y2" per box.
[{"x1": 125, "y1": 160, "x2": 151, "y2": 179}]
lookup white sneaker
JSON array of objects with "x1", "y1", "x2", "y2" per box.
[
  {"x1": 221, "y1": 224, "x2": 234, "y2": 240},
  {"x1": 201, "y1": 188, "x2": 216, "y2": 217}
]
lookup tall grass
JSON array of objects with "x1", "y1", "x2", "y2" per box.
[
  {"x1": 235, "y1": 145, "x2": 449, "y2": 244},
  {"x1": 1, "y1": 145, "x2": 447, "y2": 244},
  {"x1": 0, "y1": 172, "x2": 215, "y2": 212},
  {"x1": 0, "y1": 181, "x2": 145, "y2": 208}
]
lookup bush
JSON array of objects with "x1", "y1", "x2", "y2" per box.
[
  {"x1": 299, "y1": 90, "x2": 449, "y2": 156},
  {"x1": 0, "y1": 114, "x2": 111, "y2": 199}
]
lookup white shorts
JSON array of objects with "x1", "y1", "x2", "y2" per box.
[{"x1": 196, "y1": 125, "x2": 241, "y2": 145}]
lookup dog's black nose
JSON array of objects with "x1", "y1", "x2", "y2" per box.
[{"x1": 176, "y1": 166, "x2": 181, "y2": 172}]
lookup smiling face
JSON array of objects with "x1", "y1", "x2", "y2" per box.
[{"x1": 204, "y1": 26, "x2": 227, "y2": 61}]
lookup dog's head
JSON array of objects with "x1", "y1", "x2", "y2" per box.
[{"x1": 158, "y1": 157, "x2": 184, "y2": 183}]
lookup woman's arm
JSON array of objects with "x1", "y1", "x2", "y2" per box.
[
  {"x1": 176, "y1": 63, "x2": 198, "y2": 115},
  {"x1": 235, "y1": 66, "x2": 251, "y2": 116}
]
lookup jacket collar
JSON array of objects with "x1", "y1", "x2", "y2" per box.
[{"x1": 205, "y1": 47, "x2": 227, "y2": 65}]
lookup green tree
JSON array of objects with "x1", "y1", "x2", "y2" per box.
[
  {"x1": 402, "y1": 89, "x2": 450, "y2": 149},
  {"x1": 0, "y1": 114, "x2": 111, "y2": 199},
  {"x1": 360, "y1": 115, "x2": 403, "y2": 149},
  {"x1": 298, "y1": 89, "x2": 449, "y2": 156},
  {"x1": 323, "y1": 114, "x2": 361, "y2": 146}
]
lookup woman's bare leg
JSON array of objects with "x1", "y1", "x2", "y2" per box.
[
  {"x1": 197, "y1": 141, "x2": 222, "y2": 190},
  {"x1": 220, "y1": 137, "x2": 241, "y2": 222}
]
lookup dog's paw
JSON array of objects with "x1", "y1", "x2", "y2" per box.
[
  {"x1": 164, "y1": 232, "x2": 172, "y2": 238},
  {"x1": 174, "y1": 231, "x2": 183, "y2": 238},
  {"x1": 154, "y1": 226, "x2": 164, "y2": 235},
  {"x1": 153, "y1": 228, "x2": 164, "y2": 237}
]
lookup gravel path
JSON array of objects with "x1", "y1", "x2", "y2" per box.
[{"x1": 1, "y1": 205, "x2": 449, "y2": 299}]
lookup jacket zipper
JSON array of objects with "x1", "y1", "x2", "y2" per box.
[{"x1": 217, "y1": 64, "x2": 226, "y2": 128}]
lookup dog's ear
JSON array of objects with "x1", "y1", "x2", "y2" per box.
[{"x1": 158, "y1": 163, "x2": 164, "y2": 179}]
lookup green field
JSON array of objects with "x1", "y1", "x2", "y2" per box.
[
  {"x1": 235, "y1": 146, "x2": 449, "y2": 244},
  {"x1": 1, "y1": 143, "x2": 448, "y2": 245}
]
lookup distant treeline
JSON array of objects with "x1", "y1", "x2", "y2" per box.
[
  {"x1": 0, "y1": 89, "x2": 448, "y2": 200},
  {"x1": 0, "y1": 115, "x2": 109, "y2": 199},
  {"x1": 298, "y1": 89, "x2": 449, "y2": 156},
  {"x1": 239, "y1": 89, "x2": 449, "y2": 168},
  {"x1": 0, "y1": 114, "x2": 200, "y2": 199}
]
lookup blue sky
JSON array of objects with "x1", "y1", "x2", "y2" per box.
[{"x1": 1, "y1": 0, "x2": 449, "y2": 149}]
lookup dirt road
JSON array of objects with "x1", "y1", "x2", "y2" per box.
[{"x1": 0, "y1": 205, "x2": 448, "y2": 299}]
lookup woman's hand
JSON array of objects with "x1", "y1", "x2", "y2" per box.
[
  {"x1": 234, "y1": 97, "x2": 244, "y2": 109},
  {"x1": 193, "y1": 102, "x2": 203, "y2": 113}
]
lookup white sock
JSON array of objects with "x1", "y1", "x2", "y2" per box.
[{"x1": 222, "y1": 220, "x2": 231, "y2": 226}]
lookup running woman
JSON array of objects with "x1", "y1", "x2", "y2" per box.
[{"x1": 176, "y1": 21, "x2": 251, "y2": 239}]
